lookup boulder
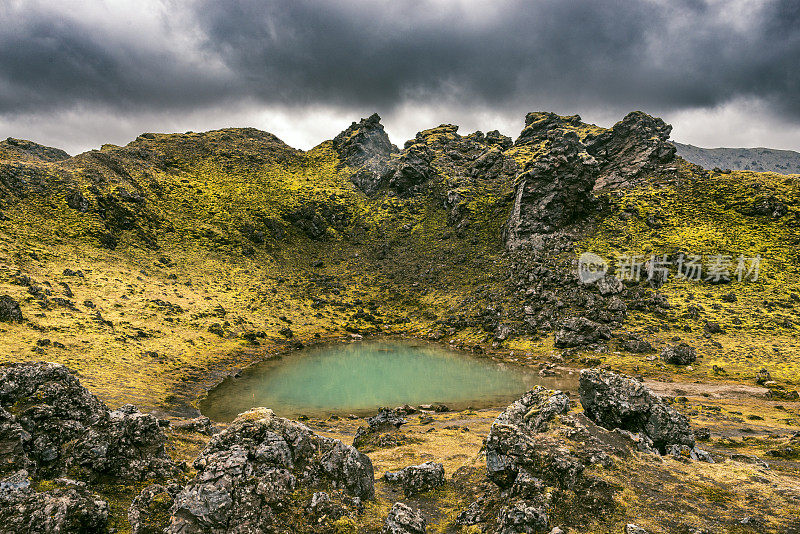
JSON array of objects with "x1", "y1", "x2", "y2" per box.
[
  {"x1": 0, "y1": 295, "x2": 22, "y2": 322},
  {"x1": 485, "y1": 387, "x2": 573, "y2": 488},
  {"x1": 353, "y1": 408, "x2": 407, "y2": 450},
  {"x1": 554, "y1": 317, "x2": 612, "y2": 348},
  {"x1": 660, "y1": 343, "x2": 696, "y2": 365},
  {"x1": 620, "y1": 335, "x2": 654, "y2": 353},
  {"x1": 67, "y1": 404, "x2": 177, "y2": 481},
  {"x1": 382, "y1": 502, "x2": 426, "y2": 534},
  {"x1": 579, "y1": 369, "x2": 695, "y2": 453},
  {"x1": 384, "y1": 461, "x2": 444, "y2": 495},
  {"x1": 166, "y1": 407, "x2": 374, "y2": 533}
]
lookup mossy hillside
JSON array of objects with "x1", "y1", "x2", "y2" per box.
[
  {"x1": 574, "y1": 167, "x2": 800, "y2": 386},
  {"x1": 0, "y1": 129, "x2": 516, "y2": 411}
]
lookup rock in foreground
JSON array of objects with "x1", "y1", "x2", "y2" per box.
[
  {"x1": 165, "y1": 407, "x2": 374, "y2": 532},
  {"x1": 0, "y1": 362, "x2": 176, "y2": 482},
  {"x1": 384, "y1": 461, "x2": 445, "y2": 495},
  {"x1": 579, "y1": 368, "x2": 695, "y2": 452},
  {"x1": 382, "y1": 502, "x2": 426, "y2": 534}
]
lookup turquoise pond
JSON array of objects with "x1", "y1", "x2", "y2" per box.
[{"x1": 200, "y1": 340, "x2": 576, "y2": 421}]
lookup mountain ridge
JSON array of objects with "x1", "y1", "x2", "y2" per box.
[{"x1": 673, "y1": 140, "x2": 800, "y2": 174}]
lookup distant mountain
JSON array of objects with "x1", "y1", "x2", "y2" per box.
[{"x1": 673, "y1": 141, "x2": 800, "y2": 174}]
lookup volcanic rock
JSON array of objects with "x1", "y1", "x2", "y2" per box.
[
  {"x1": 382, "y1": 502, "x2": 426, "y2": 534},
  {"x1": 505, "y1": 130, "x2": 598, "y2": 248},
  {"x1": 165, "y1": 407, "x2": 373, "y2": 533},
  {"x1": 585, "y1": 111, "x2": 676, "y2": 189},
  {"x1": 0, "y1": 362, "x2": 176, "y2": 482},
  {"x1": 0, "y1": 295, "x2": 23, "y2": 323},
  {"x1": 660, "y1": 342, "x2": 697, "y2": 365},
  {"x1": 384, "y1": 461, "x2": 445, "y2": 495},
  {"x1": 554, "y1": 317, "x2": 612, "y2": 348},
  {"x1": 579, "y1": 369, "x2": 695, "y2": 453},
  {"x1": 333, "y1": 113, "x2": 398, "y2": 194}
]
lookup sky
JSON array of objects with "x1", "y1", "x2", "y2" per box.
[{"x1": 0, "y1": 0, "x2": 798, "y2": 155}]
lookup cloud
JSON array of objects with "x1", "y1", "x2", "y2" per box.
[{"x1": 0, "y1": 0, "x2": 798, "y2": 152}]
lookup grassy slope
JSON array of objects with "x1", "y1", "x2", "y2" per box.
[{"x1": 575, "y1": 166, "x2": 800, "y2": 386}]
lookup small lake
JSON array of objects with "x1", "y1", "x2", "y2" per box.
[{"x1": 200, "y1": 340, "x2": 576, "y2": 421}]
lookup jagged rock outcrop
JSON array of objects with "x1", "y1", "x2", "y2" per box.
[
  {"x1": 332, "y1": 113, "x2": 398, "y2": 194},
  {"x1": 382, "y1": 143, "x2": 436, "y2": 196},
  {"x1": 0, "y1": 362, "x2": 176, "y2": 482},
  {"x1": 164, "y1": 407, "x2": 373, "y2": 533},
  {"x1": 514, "y1": 112, "x2": 584, "y2": 147},
  {"x1": 381, "y1": 123, "x2": 516, "y2": 199},
  {"x1": 384, "y1": 461, "x2": 445, "y2": 495},
  {"x1": 585, "y1": 111, "x2": 677, "y2": 189},
  {"x1": 579, "y1": 369, "x2": 695, "y2": 453},
  {"x1": 505, "y1": 130, "x2": 598, "y2": 248},
  {"x1": 382, "y1": 502, "x2": 426, "y2": 534}
]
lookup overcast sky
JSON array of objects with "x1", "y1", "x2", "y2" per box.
[{"x1": 1, "y1": 0, "x2": 798, "y2": 155}]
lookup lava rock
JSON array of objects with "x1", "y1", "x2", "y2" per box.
[
  {"x1": 381, "y1": 143, "x2": 435, "y2": 196},
  {"x1": 497, "y1": 501, "x2": 549, "y2": 534},
  {"x1": 0, "y1": 484, "x2": 109, "y2": 533},
  {"x1": 0, "y1": 295, "x2": 23, "y2": 323},
  {"x1": 166, "y1": 407, "x2": 374, "y2": 533},
  {"x1": 579, "y1": 369, "x2": 695, "y2": 453},
  {"x1": 0, "y1": 362, "x2": 177, "y2": 481},
  {"x1": 171, "y1": 415, "x2": 217, "y2": 435},
  {"x1": 485, "y1": 387, "x2": 573, "y2": 488},
  {"x1": 382, "y1": 502, "x2": 426, "y2": 534},
  {"x1": 660, "y1": 342, "x2": 697, "y2": 365},
  {"x1": 755, "y1": 368, "x2": 772, "y2": 385},
  {"x1": 596, "y1": 275, "x2": 623, "y2": 295},
  {"x1": 384, "y1": 461, "x2": 445, "y2": 495},
  {"x1": 585, "y1": 111, "x2": 677, "y2": 189},
  {"x1": 333, "y1": 113, "x2": 399, "y2": 194},
  {"x1": 128, "y1": 484, "x2": 178, "y2": 534},
  {"x1": 455, "y1": 501, "x2": 483, "y2": 525},
  {"x1": 505, "y1": 130, "x2": 598, "y2": 247},
  {"x1": 554, "y1": 317, "x2": 612, "y2": 348},
  {"x1": 353, "y1": 408, "x2": 407, "y2": 450}
]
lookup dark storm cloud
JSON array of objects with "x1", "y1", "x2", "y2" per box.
[
  {"x1": 0, "y1": 0, "x2": 798, "y2": 150},
  {"x1": 188, "y1": 0, "x2": 800, "y2": 117}
]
